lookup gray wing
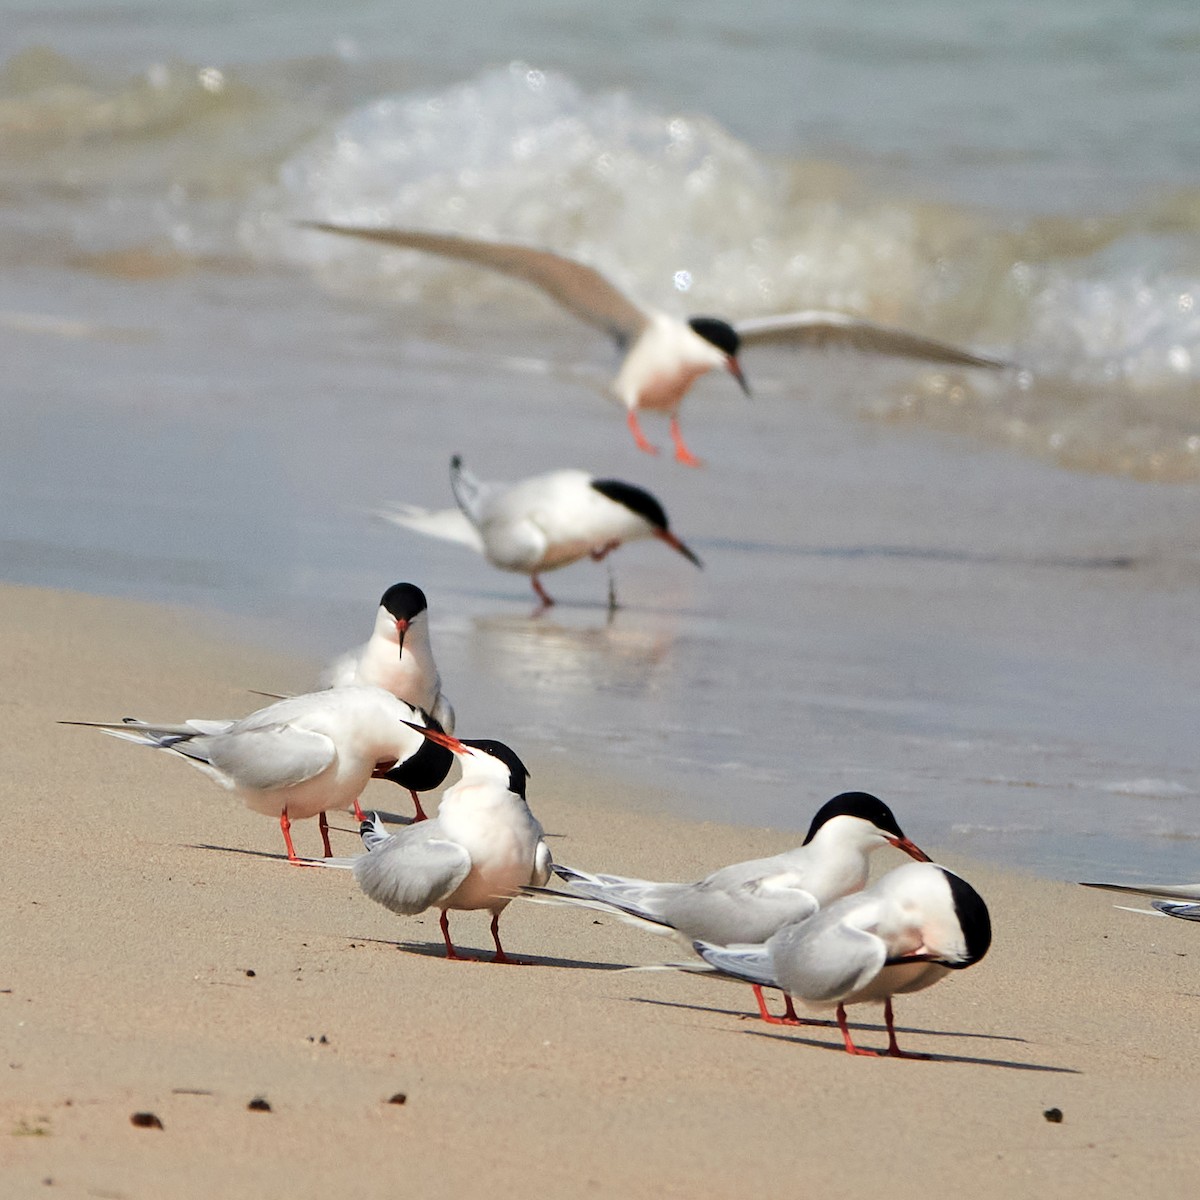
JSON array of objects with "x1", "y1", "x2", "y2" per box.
[
  {"x1": 691, "y1": 940, "x2": 779, "y2": 988},
  {"x1": 768, "y1": 912, "x2": 887, "y2": 1004},
  {"x1": 661, "y1": 857, "x2": 822, "y2": 945},
  {"x1": 735, "y1": 310, "x2": 1009, "y2": 369},
  {"x1": 353, "y1": 823, "x2": 472, "y2": 916},
  {"x1": 299, "y1": 223, "x2": 648, "y2": 345},
  {"x1": 1081, "y1": 881, "x2": 1200, "y2": 902},
  {"x1": 202, "y1": 724, "x2": 335, "y2": 790},
  {"x1": 1153, "y1": 900, "x2": 1200, "y2": 922}
]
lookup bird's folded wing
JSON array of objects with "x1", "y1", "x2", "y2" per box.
[
  {"x1": 1081, "y1": 881, "x2": 1200, "y2": 902},
  {"x1": 690, "y1": 940, "x2": 779, "y2": 988},
  {"x1": 203, "y1": 724, "x2": 335, "y2": 790},
  {"x1": 375, "y1": 503, "x2": 485, "y2": 552},
  {"x1": 299, "y1": 223, "x2": 648, "y2": 345},
  {"x1": 735, "y1": 310, "x2": 1009, "y2": 369},
  {"x1": 769, "y1": 918, "x2": 887, "y2": 1003},
  {"x1": 1153, "y1": 900, "x2": 1200, "y2": 921},
  {"x1": 353, "y1": 827, "x2": 472, "y2": 915}
]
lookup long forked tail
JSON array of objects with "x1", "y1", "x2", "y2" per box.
[
  {"x1": 374, "y1": 502, "x2": 484, "y2": 552},
  {"x1": 519, "y1": 863, "x2": 677, "y2": 934}
]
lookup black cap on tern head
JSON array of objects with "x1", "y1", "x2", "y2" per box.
[
  {"x1": 459, "y1": 738, "x2": 531, "y2": 798},
  {"x1": 940, "y1": 868, "x2": 992, "y2": 968},
  {"x1": 380, "y1": 583, "x2": 428, "y2": 623},
  {"x1": 381, "y1": 710, "x2": 452, "y2": 794},
  {"x1": 590, "y1": 479, "x2": 669, "y2": 531},
  {"x1": 688, "y1": 316, "x2": 741, "y2": 357},
  {"x1": 802, "y1": 792, "x2": 906, "y2": 845}
]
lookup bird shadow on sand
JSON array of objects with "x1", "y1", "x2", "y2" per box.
[
  {"x1": 348, "y1": 935, "x2": 634, "y2": 972},
  {"x1": 737, "y1": 1026, "x2": 1079, "y2": 1073},
  {"x1": 627, "y1": 995, "x2": 1028, "y2": 1047}
]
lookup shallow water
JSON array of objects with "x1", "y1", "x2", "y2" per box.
[{"x1": 1, "y1": 2, "x2": 1198, "y2": 881}]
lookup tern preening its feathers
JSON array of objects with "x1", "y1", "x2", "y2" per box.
[
  {"x1": 684, "y1": 862, "x2": 992, "y2": 1057},
  {"x1": 526, "y1": 792, "x2": 929, "y2": 1024},
  {"x1": 299, "y1": 221, "x2": 1008, "y2": 466},
  {"x1": 349, "y1": 726, "x2": 552, "y2": 962},
  {"x1": 377, "y1": 455, "x2": 701, "y2": 608},
  {"x1": 62, "y1": 687, "x2": 451, "y2": 862},
  {"x1": 322, "y1": 582, "x2": 455, "y2": 734}
]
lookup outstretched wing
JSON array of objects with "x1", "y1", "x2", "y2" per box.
[
  {"x1": 735, "y1": 310, "x2": 1009, "y2": 369},
  {"x1": 299, "y1": 223, "x2": 649, "y2": 345}
]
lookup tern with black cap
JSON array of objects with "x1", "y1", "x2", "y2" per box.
[{"x1": 299, "y1": 221, "x2": 1008, "y2": 466}]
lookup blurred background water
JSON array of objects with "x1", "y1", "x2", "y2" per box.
[{"x1": 1, "y1": 0, "x2": 1198, "y2": 879}]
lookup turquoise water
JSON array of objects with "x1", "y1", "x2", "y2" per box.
[{"x1": 1, "y1": 1, "x2": 1198, "y2": 880}]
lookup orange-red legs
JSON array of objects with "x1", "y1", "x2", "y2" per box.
[
  {"x1": 279, "y1": 809, "x2": 319, "y2": 867},
  {"x1": 751, "y1": 984, "x2": 809, "y2": 1026},
  {"x1": 530, "y1": 575, "x2": 555, "y2": 608},
  {"x1": 883, "y1": 998, "x2": 929, "y2": 1060},
  {"x1": 352, "y1": 796, "x2": 367, "y2": 822},
  {"x1": 836, "y1": 1003, "x2": 881, "y2": 1056},
  {"x1": 669, "y1": 415, "x2": 702, "y2": 468},
  {"x1": 438, "y1": 910, "x2": 463, "y2": 960},
  {"x1": 626, "y1": 410, "x2": 660, "y2": 456},
  {"x1": 318, "y1": 811, "x2": 333, "y2": 858},
  {"x1": 437, "y1": 910, "x2": 521, "y2": 965},
  {"x1": 409, "y1": 790, "x2": 429, "y2": 822}
]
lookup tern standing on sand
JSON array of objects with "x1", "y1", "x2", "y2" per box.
[
  {"x1": 349, "y1": 726, "x2": 552, "y2": 962},
  {"x1": 63, "y1": 688, "x2": 443, "y2": 861},
  {"x1": 688, "y1": 861, "x2": 992, "y2": 1057}
]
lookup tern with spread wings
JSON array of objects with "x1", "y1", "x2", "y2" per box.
[{"x1": 300, "y1": 221, "x2": 1008, "y2": 465}]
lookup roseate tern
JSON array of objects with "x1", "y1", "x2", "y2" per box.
[
  {"x1": 322, "y1": 582, "x2": 455, "y2": 733},
  {"x1": 377, "y1": 454, "x2": 701, "y2": 608},
  {"x1": 525, "y1": 792, "x2": 930, "y2": 1024},
  {"x1": 685, "y1": 862, "x2": 992, "y2": 1057},
  {"x1": 299, "y1": 221, "x2": 1008, "y2": 466},
  {"x1": 1080, "y1": 880, "x2": 1200, "y2": 922},
  {"x1": 348, "y1": 727, "x2": 552, "y2": 962},
  {"x1": 61, "y1": 687, "x2": 450, "y2": 862}
]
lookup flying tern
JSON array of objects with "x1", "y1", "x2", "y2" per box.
[
  {"x1": 348, "y1": 726, "x2": 552, "y2": 962},
  {"x1": 377, "y1": 454, "x2": 701, "y2": 608},
  {"x1": 685, "y1": 861, "x2": 992, "y2": 1057},
  {"x1": 300, "y1": 221, "x2": 1008, "y2": 465},
  {"x1": 526, "y1": 792, "x2": 929, "y2": 1023},
  {"x1": 322, "y1": 582, "x2": 455, "y2": 734},
  {"x1": 1080, "y1": 880, "x2": 1200, "y2": 922},
  {"x1": 62, "y1": 687, "x2": 450, "y2": 862}
]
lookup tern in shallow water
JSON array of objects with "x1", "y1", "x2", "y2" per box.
[
  {"x1": 377, "y1": 454, "x2": 701, "y2": 608},
  {"x1": 322, "y1": 582, "x2": 455, "y2": 734},
  {"x1": 346, "y1": 727, "x2": 552, "y2": 962},
  {"x1": 682, "y1": 861, "x2": 992, "y2": 1057},
  {"x1": 300, "y1": 221, "x2": 1008, "y2": 466},
  {"x1": 1080, "y1": 880, "x2": 1200, "y2": 922},
  {"x1": 526, "y1": 792, "x2": 929, "y2": 1024},
  {"x1": 62, "y1": 687, "x2": 450, "y2": 861}
]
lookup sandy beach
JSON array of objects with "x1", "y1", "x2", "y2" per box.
[{"x1": 1, "y1": 579, "x2": 1196, "y2": 1197}]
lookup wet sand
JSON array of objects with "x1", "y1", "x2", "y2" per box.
[{"x1": 1, "y1": 580, "x2": 1196, "y2": 1197}]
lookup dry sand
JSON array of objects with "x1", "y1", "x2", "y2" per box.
[{"x1": 1, "y1": 581, "x2": 1196, "y2": 1198}]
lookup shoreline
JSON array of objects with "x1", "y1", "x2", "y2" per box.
[{"x1": 2, "y1": 580, "x2": 1197, "y2": 1196}]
